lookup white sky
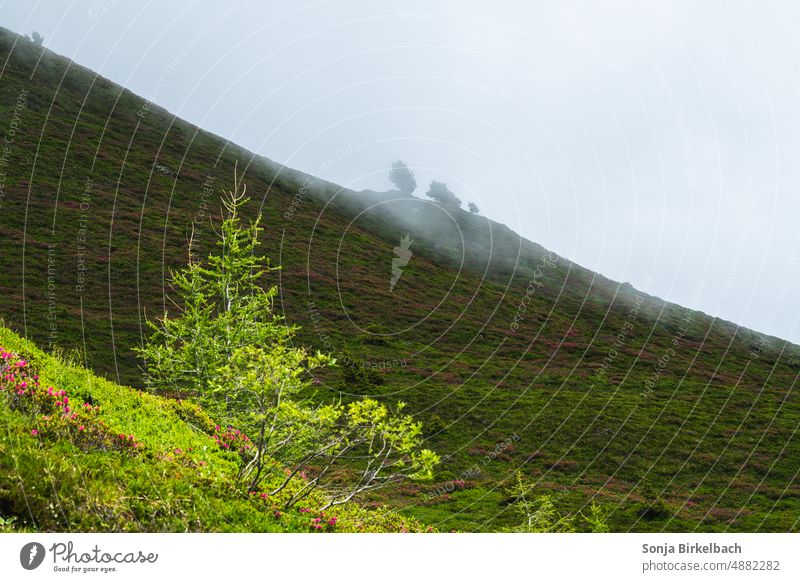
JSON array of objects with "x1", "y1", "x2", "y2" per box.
[{"x1": 3, "y1": 0, "x2": 800, "y2": 343}]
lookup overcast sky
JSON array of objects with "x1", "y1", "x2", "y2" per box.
[{"x1": 3, "y1": 0, "x2": 800, "y2": 344}]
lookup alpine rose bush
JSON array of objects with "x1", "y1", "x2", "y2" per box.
[{"x1": 1, "y1": 348, "x2": 141, "y2": 453}]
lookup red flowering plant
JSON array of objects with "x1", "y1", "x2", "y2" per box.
[
  {"x1": 308, "y1": 510, "x2": 337, "y2": 532},
  {"x1": 212, "y1": 424, "x2": 253, "y2": 453},
  {"x1": 1, "y1": 348, "x2": 140, "y2": 453}
]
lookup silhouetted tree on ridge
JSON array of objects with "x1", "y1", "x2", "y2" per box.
[
  {"x1": 388, "y1": 160, "x2": 416, "y2": 194},
  {"x1": 425, "y1": 181, "x2": 462, "y2": 209}
]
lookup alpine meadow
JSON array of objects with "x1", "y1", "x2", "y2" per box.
[{"x1": 2, "y1": 22, "x2": 800, "y2": 538}]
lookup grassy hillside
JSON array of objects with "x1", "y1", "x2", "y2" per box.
[
  {"x1": 0, "y1": 324, "x2": 428, "y2": 532},
  {"x1": 1, "y1": 26, "x2": 800, "y2": 532}
]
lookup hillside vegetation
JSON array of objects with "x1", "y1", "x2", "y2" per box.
[
  {"x1": 1, "y1": 27, "x2": 800, "y2": 532},
  {"x1": 0, "y1": 324, "x2": 430, "y2": 532}
]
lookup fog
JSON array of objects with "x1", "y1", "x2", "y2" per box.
[{"x1": 3, "y1": 0, "x2": 800, "y2": 342}]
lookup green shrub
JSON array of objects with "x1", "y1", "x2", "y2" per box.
[{"x1": 137, "y1": 175, "x2": 438, "y2": 508}]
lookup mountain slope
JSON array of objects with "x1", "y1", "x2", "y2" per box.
[
  {"x1": 1, "y1": 27, "x2": 799, "y2": 532},
  {"x1": 0, "y1": 325, "x2": 427, "y2": 532}
]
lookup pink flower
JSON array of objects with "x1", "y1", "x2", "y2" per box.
[
  {"x1": 78, "y1": 426, "x2": 85, "y2": 432},
  {"x1": 31, "y1": 429, "x2": 38, "y2": 436}
]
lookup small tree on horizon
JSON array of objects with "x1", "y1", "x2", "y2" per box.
[
  {"x1": 425, "y1": 181, "x2": 462, "y2": 209},
  {"x1": 30, "y1": 31, "x2": 44, "y2": 46},
  {"x1": 467, "y1": 202, "x2": 479, "y2": 214},
  {"x1": 388, "y1": 160, "x2": 416, "y2": 194}
]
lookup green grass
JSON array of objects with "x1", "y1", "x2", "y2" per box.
[
  {"x1": 1, "y1": 26, "x2": 799, "y2": 531},
  {"x1": 0, "y1": 325, "x2": 428, "y2": 532}
]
